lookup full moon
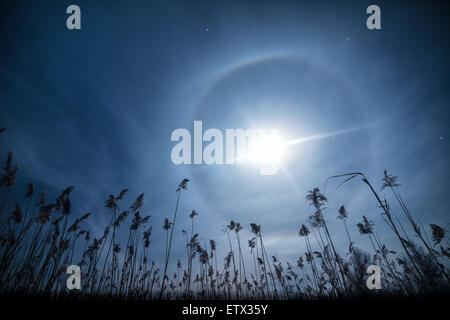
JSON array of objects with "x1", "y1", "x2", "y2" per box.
[{"x1": 248, "y1": 132, "x2": 286, "y2": 166}]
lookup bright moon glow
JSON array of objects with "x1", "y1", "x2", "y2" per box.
[
  {"x1": 248, "y1": 133, "x2": 285, "y2": 165},
  {"x1": 236, "y1": 124, "x2": 371, "y2": 168}
]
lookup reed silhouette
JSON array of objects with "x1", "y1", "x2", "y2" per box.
[{"x1": 0, "y1": 128, "x2": 448, "y2": 300}]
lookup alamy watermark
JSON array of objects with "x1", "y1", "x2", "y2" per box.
[
  {"x1": 171, "y1": 121, "x2": 283, "y2": 175},
  {"x1": 366, "y1": 264, "x2": 381, "y2": 290},
  {"x1": 66, "y1": 265, "x2": 81, "y2": 290}
]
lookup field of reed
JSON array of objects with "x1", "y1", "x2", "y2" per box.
[{"x1": 0, "y1": 127, "x2": 449, "y2": 300}]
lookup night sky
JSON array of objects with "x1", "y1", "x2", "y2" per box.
[{"x1": 1, "y1": 0, "x2": 449, "y2": 268}]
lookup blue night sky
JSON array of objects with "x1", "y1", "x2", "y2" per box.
[{"x1": 1, "y1": 0, "x2": 449, "y2": 268}]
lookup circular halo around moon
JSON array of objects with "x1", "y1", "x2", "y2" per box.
[{"x1": 189, "y1": 56, "x2": 371, "y2": 217}]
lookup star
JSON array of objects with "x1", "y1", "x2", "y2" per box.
[
  {"x1": 205, "y1": 27, "x2": 209, "y2": 32},
  {"x1": 440, "y1": 136, "x2": 444, "y2": 141}
]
